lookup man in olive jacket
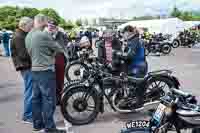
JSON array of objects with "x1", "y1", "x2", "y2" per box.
[{"x1": 11, "y1": 17, "x2": 33, "y2": 123}]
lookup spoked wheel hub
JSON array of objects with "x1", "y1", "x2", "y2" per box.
[
  {"x1": 74, "y1": 69, "x2": 80, "y2": 76},
  {"x1": 73, "y1": 98, "x2": 88, "y2": 112}
]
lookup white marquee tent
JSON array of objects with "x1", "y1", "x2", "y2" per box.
[{"x1": 118, "y1": 18, "x2": 191, "y2": 38}]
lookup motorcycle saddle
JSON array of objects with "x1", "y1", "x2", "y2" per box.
[{"x1": 177, "y1": 109, "x2": 200, "y2": 125}]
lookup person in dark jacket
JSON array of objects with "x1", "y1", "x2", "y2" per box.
[
  {"x1": 97, "y1": 37, "x2": 106, "y2": 63},
  {"x1": 46, "y1": 20, "x2": 68, "y2": 105},
  {"x1": 123, "y1": 26, "x2": 148, "y2": 77},
  {"x1": 11, "y1": 17, "x2": 33, "y2": 123},
  {"x1": 2, "y1": 29, "x2": 10, "y2": 56},
  {"x1": 112, "y1": 34, "x2": 124, "y2": 76},
  {"x1": 122, "y1": 25, "x2": 148, "y2": 109}
]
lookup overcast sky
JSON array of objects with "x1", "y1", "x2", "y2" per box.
[{"x1": 0, "y1": 0, "x2": 200, "y2": 20}]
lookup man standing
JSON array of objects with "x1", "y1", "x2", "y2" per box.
[
  {"x1": 122, "y1": 25, "x2": 148, "y2": 109},
  {"x1": 25, "y1": 14, "x2": 65, "y2": 133},
  {"x1": 46, "y1": 20, "x2": 68, "y2": 105},
  {"x1": 11, "y1": 17, "x2": 33, "y2": 123},
  {"x1": 2, "y1": 29, "x2": 10, "y2": 56}
]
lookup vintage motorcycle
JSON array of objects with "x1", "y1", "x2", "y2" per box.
[
  {"x1": 172, "y1": 32, "x2": 196, "y2": 48},
  {"x1": 150, "y1": 88, "x2": 200, "y2": 133},
  {"x1": 61, "y1": 59, "x2": 180, "y2": 125},
  {"x1": 145, "y1": 39, "x2": 172, "y2": 56}
]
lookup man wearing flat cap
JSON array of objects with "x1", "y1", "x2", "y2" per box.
[{"x1": 46, "y1": 20, "x2": 68, "y2": 105}]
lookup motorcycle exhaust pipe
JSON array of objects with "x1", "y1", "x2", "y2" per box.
[
  {"x1": 111, "y1": 94, "x2": 133, "y2": 113},
  {"x1": 135, "y1": 100, "x2": 160, "y2": 112},
  {"x1": 112, "y1": 93, "x2": 160, "y2": 113}
]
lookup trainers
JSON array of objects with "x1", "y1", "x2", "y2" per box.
[
  {"x1": 45, "y1": 129, "x2": 66, "y2": 133},
  {"x1": 32, "y1": 128, "x2": 44, "y2": 133},
  {"x1": 22, "y1": 118, "x2": 33, "y2": 125}
]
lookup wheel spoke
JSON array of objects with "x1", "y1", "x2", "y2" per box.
[
  {"x1": 155, "y1": 81, "x2": 161, "y2": 88},
  {"x1": 71, "y1": 95, "x2": 76, "y2": 101},
  {"x1": 82, "y1": 92, "x2": 90, "y2": 101},
  {"x1": 86, "y1": 105, "x2": 95, "y2": 112}
]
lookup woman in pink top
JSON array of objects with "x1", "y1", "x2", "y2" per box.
[{"x1": 103, "y1": 31, "x2": 113, "y2": 63}]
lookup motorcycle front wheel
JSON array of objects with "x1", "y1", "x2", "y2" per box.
[
  {"x1": 61, "y1": 86, "x2": 100, "y2": 125},
  {"x1": 65, "y1": 61, "x2": 89, "y2": 82},
  {"x1": 161, "y1": 44, "x2": 172, "y2": 55}
]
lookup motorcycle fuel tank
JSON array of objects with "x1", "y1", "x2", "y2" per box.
[{"x1": 177, "y1": 109, "x2": 200, "y2": 125}]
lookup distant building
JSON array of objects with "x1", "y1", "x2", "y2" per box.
[{"x1": 97, "y1": 18, "x2": 132, "y2": 29}]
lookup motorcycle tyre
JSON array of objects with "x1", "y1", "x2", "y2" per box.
[{"x1": 61, "y1": 86, "x2": 100, "y2": 125}]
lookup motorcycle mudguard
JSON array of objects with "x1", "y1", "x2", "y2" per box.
[
  {"x1": 170, "y1": 76, "x2": 181, "y2": 89},
  {"x1": 61, "y1": 82, "x2": 84, "y2": 100}
]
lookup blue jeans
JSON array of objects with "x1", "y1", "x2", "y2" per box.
[
  {"x1": 32, "y1": 70, "x2": 56, "y2": 130},
  {"x1": 21, "y1": 69, "x2": 32, "y2": 120},
  {"x1": 3, "y1": 42, "x2": 10, "y2": 56}
]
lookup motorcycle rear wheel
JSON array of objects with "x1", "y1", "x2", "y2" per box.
[{"x1": 145, "y1": 76, "x2": 176, "y2": 100}]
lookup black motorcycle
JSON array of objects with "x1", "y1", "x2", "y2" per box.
[
  {"x1": 61, "y1": 59, "x2": 180, "y2": 125},
  {"x1": 150, "y1": 88, "x2": 200, "y2": 133},
  {"x1": 172, "y1": 32, "x2": 196, "y2": 48},
  {"x1": 145, "y1": 39, "x2": 172, "y2": 56}
]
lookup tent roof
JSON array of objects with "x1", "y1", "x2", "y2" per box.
[
  {"x1": 118, "y1": 18, "x2": 184, "y2": 29},
  {"x1": 118, "y1": 18, "x2": 190, "y2": 36}
]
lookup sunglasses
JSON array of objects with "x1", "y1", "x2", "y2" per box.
[{"x1": 48, "y1": 24, "x2": 56, "y2": 28}]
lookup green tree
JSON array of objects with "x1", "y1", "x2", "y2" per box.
[
  {"x1": 64, "y1": 20, "x2": 75, "y2": 30},
  {"x1": 0, "y1": 6, "x2": 17, "y2": 21},
  {"x1": 75, "y1": 19, "x2": 82, "y2": 27},
  {"x1": 171, "y1": 6, "x2": 181, "y2": 17},
  {"x1": 180, "y1": 11, "x2": 193, "y2": 21},
  {"x1": 16, "y1": 7, "x2": 39, "y2": 19},
  {"x1": 40, "y1": 8, "x2": 61, "y2": 24}
]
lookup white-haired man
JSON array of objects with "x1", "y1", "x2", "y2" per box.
[
  {"x1": 11, "y1": 17, "x2": 33, "y2": 124},
  {"x1": 25, "y1": 14, "x2": 66, "y2": 133}
]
